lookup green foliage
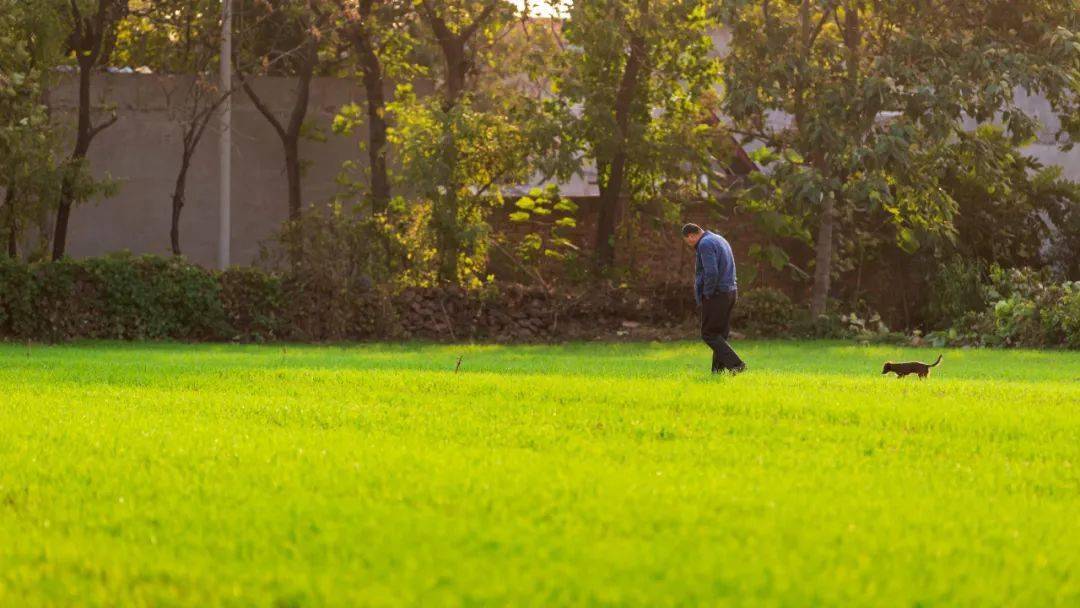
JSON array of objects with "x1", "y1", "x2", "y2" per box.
[
  {"x1": 932, "y1": 266, "x2": 1080, "y2": 349},
  {"x1": 219, "y1": 266, "x2": 285, "y2": 342},
  {"x1": 556, "y1": 0, "x2": 721, "y2": 265},
  {"x1": 116, "y1": 0, "x2": 220, "y2": 74},
  {"x1": 936, "y1": 126, "x2": 1080, "y2": 271},
  {"x1": 1045, "y1": 287, "x2": 1080, "y2": 349},
  {"x1": 234, "y1": 0, "x2": 340, "y2": 77},
  {"x1": 924, "y1": 257, "x2": 989, "y2": 331},
  {"x1": 490, "y1": 185, "x2": 583, "y2": 288},
  {"x1": 388, "y1": 85, "x2": 532, "y2": 285},
  {"x1": 0, "y1": 255, "x2": 35, "y2": 335},
  {"x1": 507, "y1": 185, "x2": 579, "y2": 263},
  {"x1": 0, "y1": 254, "x2": 227, "y2": 341},
  {"x1": 721, "y1": 0, "x2": 1080, "y2": 305},
  {"x1": 0, "y1": 0, "x2": 64, "y2": 253},
  {"x1": 82, "y1": 254, "x2": 227, "y2": 340},
  {"x1": 272, "y1": 203, "x2": 401, "y2": 340},
  {"x1": 731, "y1": 288, "x2": 796, "y2": 337}
]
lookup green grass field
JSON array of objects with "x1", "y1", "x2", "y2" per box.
[{"x1": 1, "y1": 341, "x2": 1078, "y2": 606}]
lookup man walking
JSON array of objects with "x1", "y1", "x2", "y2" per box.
[{"x1": 682, "y1": 223, "x2": 746, "y2": 374}]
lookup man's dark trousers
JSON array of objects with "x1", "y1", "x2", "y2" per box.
[{"x1": 701, "y1": 290, "x2": 744, "y2": 372}]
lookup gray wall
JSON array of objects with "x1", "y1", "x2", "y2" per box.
[
  {"x1": 49, "y1": 73, "x2": 370, "y2": 267},
  {"x1": 44, "y1": 72, "x2": 1080, "y2": 267}
]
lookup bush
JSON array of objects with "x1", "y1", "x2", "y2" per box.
[
  {"x1": 1043, "y1": 283, "x2": 1080, "y2": 349},
  {"x1": 924, "y1": 257, "x2": 988, "y2": 330},
  {"x1": 79, "y1": 254, "x2": 228, "y2": 340},
  {"x1": 931, "y1": 266, "x2": 1080, "y2": 349},
  {"x1": 1, "y1": 254, "x2": 228, "y2": 342},
  {"x1": 0, "y1": 256, "x2": 35, "y2": 337},
  {"x1": 732, "y1": 288, "x2": 796, "y2": 337},
  {"x1": 271, "y1": 205, "x2": 408, "y2": 341},
  {"x1": 220, "y1": 267, "x2": 285, "y2": 342},
  {"x1": 31, "y1": 258, "x2": 91, "y2": 341},
  {"x1": 2, "y1": 254, "x2": 1076, "y2": 348}
]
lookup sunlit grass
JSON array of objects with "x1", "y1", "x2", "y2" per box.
[{"x1": 1, "y1": 341, "x2": 1077, "y2": 606}]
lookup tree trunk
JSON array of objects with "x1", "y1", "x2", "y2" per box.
[
  {"x1": 241, "y1": 38, "x2": 315, "y2": 227},
  {"x1": 594, "y1": 0, "x2": 648, "y2": 271},
  {"x1": 419, "y1": 2, "x2": 499, "y2": 282},
  {"x1": 810, "y1": 193, "x2": 835, "y2": 317},
  {"x1": 170, "y1": 157, "x2": 191, "y2": 255},
  {"x1": 442, "y1": 41, "x2": 466, "y2": 109},
  {"x1": 594, "y1": 160, "x2": 625, "y2": 270},
  {"x1": 436, "y1": 125, "x2": 461, "y2": 282},
  {"x1": 806, "y1": 1, "x2": 859, "y2": 316},
  {"x1": 360, "y1": 45, "x2": 390, "y2": 213},
  {"x1": 169, "y1": 81, "x2": 227, "y2": 259},
  {"x1": 437, "y1": 189, "x2": 460, "y2": 282},
  {"x1": 284, "y1": 43, "x2": 315, "y2": 223},
  {"x1": 436, "y1": 40, "x2": 466, "y2": 282},
  {"x1": 3, "y1": 188, "x2": 16, "y2": 258},
  {"x1": 53, "y1": 59, "x2": 95, "y2": 261},
  {"x1": 284, "y1": 137, "x2": 303, "y2": 223}
]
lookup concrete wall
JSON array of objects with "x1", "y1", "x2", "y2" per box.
[
  {"x1": 44, "y1": 72, "x2": 1080, "y2": 268},
  {"x1": 48, "y1": 73, "x2": 371, "y2": 267}
]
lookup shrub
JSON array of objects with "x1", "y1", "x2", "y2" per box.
[
  {"x1": 220, "y1": 267, "x2": 285, "y2": 342},
  {"x1": 0, "y1": 256, "x2": 35, "y2": 337},
  {"x1": 931, "y1": 266, "x2": 1080, "y2": 349},
  {"x1": 32, "y1": 257, "x2": 91, "y2": 341},
  {"x1": 1043, "y1": 284, "x2": 1080, "y2": 349},
  {"x1": 272, "y1": 205, "x2": 406, "y2": 341},
  {"x1": 924, "y1": 257, "x2": 988, "y2": 330},
  {"x1": 79, "y1": 254, "x2": 227, "y2": 340},
  {"x1": 732, "y1": 288, "x2": 796, "y2": 337},
  {"x1": 1, "y1": 254, "x2": 229, "y2": 342}
]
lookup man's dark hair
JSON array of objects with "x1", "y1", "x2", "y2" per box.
[{"x1": 681, "y1": 223, "x2": 703, "y2": 237}]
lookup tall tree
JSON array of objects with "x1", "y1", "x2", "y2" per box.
[
  {"x1": 413, "y1": 0, "x2": 509, "y2": 282},
  {"x1": 333, "y1": 0, "x2": 416, "y2": 214},
  {"x1": 0, "y1": 0, "x2": 65, "y2": 258},
  {"x1": 52, "y1": 0, "x2": 129, "y2": 260},
  {"x1": 117, "y1": 0, "x2": 233, "y2": 256},
  {"x1": 236, "y1": 0, "x2": 336, "y2": 224},
  {"x1": 721, "y1": 0, "x2": 1080, "y2": 316},
  {"x1": 557, "y1": 0, "x2": 720, "y2": 271}
]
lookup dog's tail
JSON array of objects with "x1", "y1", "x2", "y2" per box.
[{"x1": 929, "y1": 354, "x2": 942, "y2": 367}]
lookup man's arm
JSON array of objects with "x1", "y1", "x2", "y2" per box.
[{"x1": 698, "y1": 240, "x2": 721, "y2": 299}]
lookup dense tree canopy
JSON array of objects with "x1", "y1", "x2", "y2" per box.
[
  {"x1": 557, "y1": 0, "x2": 720, "y2": 270},
  {"x1": 0, "y1": 0, "x2": 59, "y2": 258},
  {"x1": 721, "y1": 0, "x2": 1080, "y2": 314}
]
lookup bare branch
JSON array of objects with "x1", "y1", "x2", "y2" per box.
[
  {"x1": 810, "y1": 5, "x2": 834, "y2": 48},
  {"x1": 238, "y1": 74, "x2": 287, "y2": 141},
  {"x1": 87, "y1": 113, "x2": 118, "y2": 141}
]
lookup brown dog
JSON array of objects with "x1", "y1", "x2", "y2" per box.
[{"x1": 882, "y1": 354, "x2": 942, "y2": 379}]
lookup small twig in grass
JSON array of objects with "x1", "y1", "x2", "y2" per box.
[{"x1": 455, "y1": 356, "x2": 463, "y2": 373}]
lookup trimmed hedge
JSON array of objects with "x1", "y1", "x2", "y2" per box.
[
  {"x1": 1, "y1": 254, "x2": 227, "y2": 341},
  {"x1": 4, "y1": 255, "x2": 1076, "y2": 347},
  {"x1": 0, "y1": 255, "x2": 700, "y2": 343}
]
